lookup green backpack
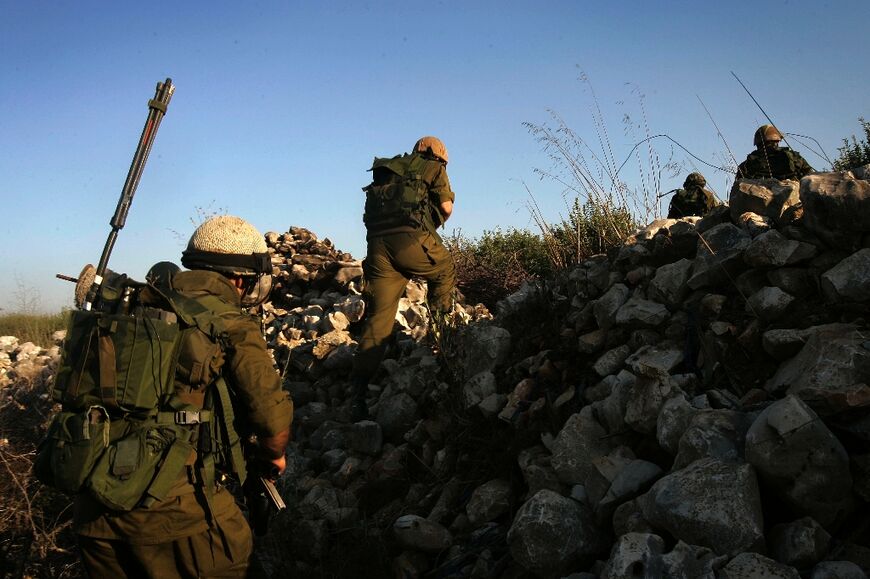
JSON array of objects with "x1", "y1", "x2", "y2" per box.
[
  {"x1": 34, "y1": 273, "x2": 246, "y2": 511},
  {"x1": 362, "y1": 153, "x2": 438, "y2": 233}
]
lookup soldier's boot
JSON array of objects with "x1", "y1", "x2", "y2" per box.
[{"x1": 350, "y1": 377, "x2": 370, "y2": 422}]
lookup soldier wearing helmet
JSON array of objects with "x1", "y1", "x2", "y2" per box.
[
  {"x1": 351, "y1": 136, "x2": 457, "y2": 420},
  {"x1": 737, "y1": 124, "x2": 814, "y2": 180},
  {"x1": 667, "y1": 172, "x2": 719, "y2": 219},
  {"x1": 73, "y1": 215, "x2": 293, "y2": 578}
]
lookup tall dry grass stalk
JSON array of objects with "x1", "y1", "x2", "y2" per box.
[{"x1": 523, "y1": 74, "x2": 683, "y2": 267}]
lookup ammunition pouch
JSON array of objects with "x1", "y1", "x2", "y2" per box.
[
  {"x1": 34, "y1": 406, "x2": 111, "y2": 493},
  {"x1": 87, "y1": 422, "x2": 195, "y2": 511}
]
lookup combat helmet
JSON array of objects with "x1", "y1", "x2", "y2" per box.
[
  {"x1": 181, "y1": 215, "x2": 273, "y2": 307},
  {"x1": 683, "y1": 172, "x2": 706, "y2": 189},
  {"x1": 413, "y1": 136, "x2": 449, "y2": 164},
  {"x1": 754, "y1": 124, "x2": 783, "y2": 148}
]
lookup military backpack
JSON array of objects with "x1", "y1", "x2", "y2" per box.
[
  {"x1": 362, "y1": 153, "x2": 439, "y2": 233},
  {"x1": 34, "y1": 272, "x2": 246, "y2": 511}
]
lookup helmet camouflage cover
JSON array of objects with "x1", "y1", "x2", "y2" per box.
[
  {"x1": 754, "y1": 124, "x2": 783, "y2": 147},
  {"x1": 683, "y1": 172, "x2": 706, "y2": 189},
  {"x1": 413, "y1": 136, "x2": 448, "y2": 164},
  {"x1": 181, "y1": 215, "x2": 273, "y2": 306}
]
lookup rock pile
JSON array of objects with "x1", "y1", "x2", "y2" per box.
[
  {"x1": 261, "y1": 172, "x2": 870, "y2": 577},
  {"x1": 3, "y1": 171, "x2": 870, "y2": 578}
]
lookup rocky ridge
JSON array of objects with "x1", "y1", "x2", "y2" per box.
[{"x1": 2, "y1": 169, "x2": 870, "y2": 577}]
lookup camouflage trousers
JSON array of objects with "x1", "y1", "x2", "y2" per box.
[{"x1": 352, "y1": 230, "x2": 456, "y2": 382}]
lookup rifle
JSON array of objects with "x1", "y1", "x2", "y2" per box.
[
  {"x1": 243, "y1": 462, "x2": 287, "y2": 536},
  {"x1": 57, "y1": 78, "x2": 175, "y2": 310}
]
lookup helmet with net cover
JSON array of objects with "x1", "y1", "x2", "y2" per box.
[
  {"x1": 683, "y1": 172, "x2": 706, "y2": 189},
  {"x1": 181, "y1": 215, "x2": 273, "y2": 307},
  {"x1": 413, "y1": 136, "x2": 448, "y2": 164},
  {"x1": 754, "y1": 124, "x2": 783, "y2": 148}
]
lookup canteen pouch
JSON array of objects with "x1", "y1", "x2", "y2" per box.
[
  {"x1": 33, "y1": 407, "x2": 110, "y2": 493},
  {"x1": 87, "y1": 425, "x2": 192, "y2": 511}
]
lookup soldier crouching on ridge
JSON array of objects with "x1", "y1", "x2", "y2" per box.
[
  {"x1": 737, "y1": 124, "x2": 814, "y2": 181},
  {"x1": 58, "y1": 216, "x2": 293, "y2": 578},
  {"x1": 350, "y1": 136, "x2": 457, "y2": 421},
  {"x1": 667, "y1": 172, "x2": 719, "y2": 219}
]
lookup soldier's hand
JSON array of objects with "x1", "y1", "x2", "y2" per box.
[{"x1": 270, "y1": 455, "x2": 287, "y2": 478}]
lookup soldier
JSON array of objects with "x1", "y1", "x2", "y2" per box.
[
  {"x1": 351, "y1": 136, "x2": 457, "y2": 420},
  {"x1": 737, "y1": 124, "x2": 814, "y2": 180},
  {"x1": 667, "y1": 172, "x2": 719, "y2": 219},
  {"x1": 72, "y1": 215, "x2": 293, "y2": 578}
]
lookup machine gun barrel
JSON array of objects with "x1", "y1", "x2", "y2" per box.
[{"x1": 95, "y1": 78, "x2": 175, "y2": 280}]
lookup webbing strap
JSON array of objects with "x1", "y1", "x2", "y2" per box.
[
  {"x1": 214, "y1": 376, "x2": 247, "y2": 486},
  {"x1": 97, "y1": 333, "x2": 120, "y2": 411}
]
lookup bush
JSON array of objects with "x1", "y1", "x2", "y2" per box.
[
  {"x1": 833, "y1": 117, "x2": 870, "y2": 171},
  {"x1": 446, "y1": 228, "x2": 550, "y2": 308},
  {"x1": 545, "y1": 197, "x2": 638, "y2": 268}
]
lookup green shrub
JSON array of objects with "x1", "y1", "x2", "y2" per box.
[
  {"x1": 833, "y1": 117, "x2": 870, "y2": 171},
  {"x1": 446, "y1": 228, "x2": 550, "y2": 308},
  {"x1": 546, "y1": 197, "x2": 638, "y2": 268}
]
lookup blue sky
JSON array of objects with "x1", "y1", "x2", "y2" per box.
[{"x1": 1, "y1": 0, "x2": 867, "y2": 312}]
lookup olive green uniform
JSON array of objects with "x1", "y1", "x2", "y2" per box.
[
  {"x1": 352, "y1": 154, "x2": 457, "y2": 382},
  {"x1": 737, "y1": 147, "x2": 814, "y2": 180},
  {"x1": 667, "y1": 186, "x2": 718, "y2": 218},
  {"x1": 74, "y1": 270, "x2": 293, "y2": 578}
]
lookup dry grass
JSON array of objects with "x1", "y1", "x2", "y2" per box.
[
  {"x1": 0, "y1": 371, "x2": 81, "y2": 578},
  {"x1": 0, "y1": 312, "x2": 69, "y2": 347}
]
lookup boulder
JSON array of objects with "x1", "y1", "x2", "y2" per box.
[
  {"x1": 594, "y1": 284, "x2": 630, "y2": 330},
  {"x1": 744, "y1": 230, "x2": 816, "y2": 268},
  {"x1": 746, "y1": 285, "x2": 795, "y2": 322},
  {"x1": 459, "y1": 324, "x2": 511, "y2": 378},
  {"x1": 768, "y1": 517, "x2": 831, "y2": 569},
  {"x1": 393, "y1": 515, "x2": 452, "y2": 553},
  {"x1": 466, "y1": 479, "x2": 512, "y2": 526},
  {"x1": 648, "y1": 259, "x2": 693, "y2": 308},
  {"x1": 601, "y1": 533, "x2": 665, "y2": 579},
  {"x1": 688, "y1": 224, "x2": 752, "y2": 289},
  {"x1": 730, "y1": 178, "x2": 800, "y2": 225},
  {"x1": 801, "y1": 172, "x2": 870, "y2": 250},
  {"x1": 820, "y1": 248, "x2": 870, "y2": 303},
  {"x1": 639, "y1": 458, "x2": 764, "y2": 556},
  {"x1": 506, "y1": 489, "x2": 603, "y2": 576},
  {"x1": 661, "y1": 541, "x2": 726, "y2": 579},
  {"x1": 745, "y1": 396, "x2": 853, "y2": 527},
  {"x1": 766, "y1": 325, "x2": 870, "y2": 398},
  {"x1": 720, "y1": 552, "x2": 801, "y2": 578},
  {"x1": 615, "y1": 297, "x2": 670, "y2": 328},
  {"x1": 551, "y1": 407, "x2": 614, "y2": 486}
]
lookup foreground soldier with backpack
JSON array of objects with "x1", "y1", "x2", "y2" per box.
[
  {"x1": 36, "y1": 215, "x2": 293, "y2": 578},
  {"x1": 350, "y1": 136, "x2": 457, "y2": 420}
]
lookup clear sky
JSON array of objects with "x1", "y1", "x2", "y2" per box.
[{"x1": 1, "y1": 0, "x2": 867, "y2": 312}]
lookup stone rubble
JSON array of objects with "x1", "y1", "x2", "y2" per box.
[{"x1": 3, "y1": 171, "x2": 870, "y2": 577}]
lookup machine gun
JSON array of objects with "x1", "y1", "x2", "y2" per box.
[{"x1": 57, "y1": 78, "x2": 175, "y2": 311}]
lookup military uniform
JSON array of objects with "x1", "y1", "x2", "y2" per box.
[
  {"x1": 736, "y1": 147, "x2": 814, "y2": 181},
  {"x1": 74, "y1": 269, "x2": 293, "y2": 578},
  {"x1": 667, "y1": 186, "x2": 718, "y2": 218},
  {"x1": 352, "y1": 149, "x2": 456, "y2": 387},
  {"x1": 667, "y1": 172, "x2": 718, "y2": 219}
]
